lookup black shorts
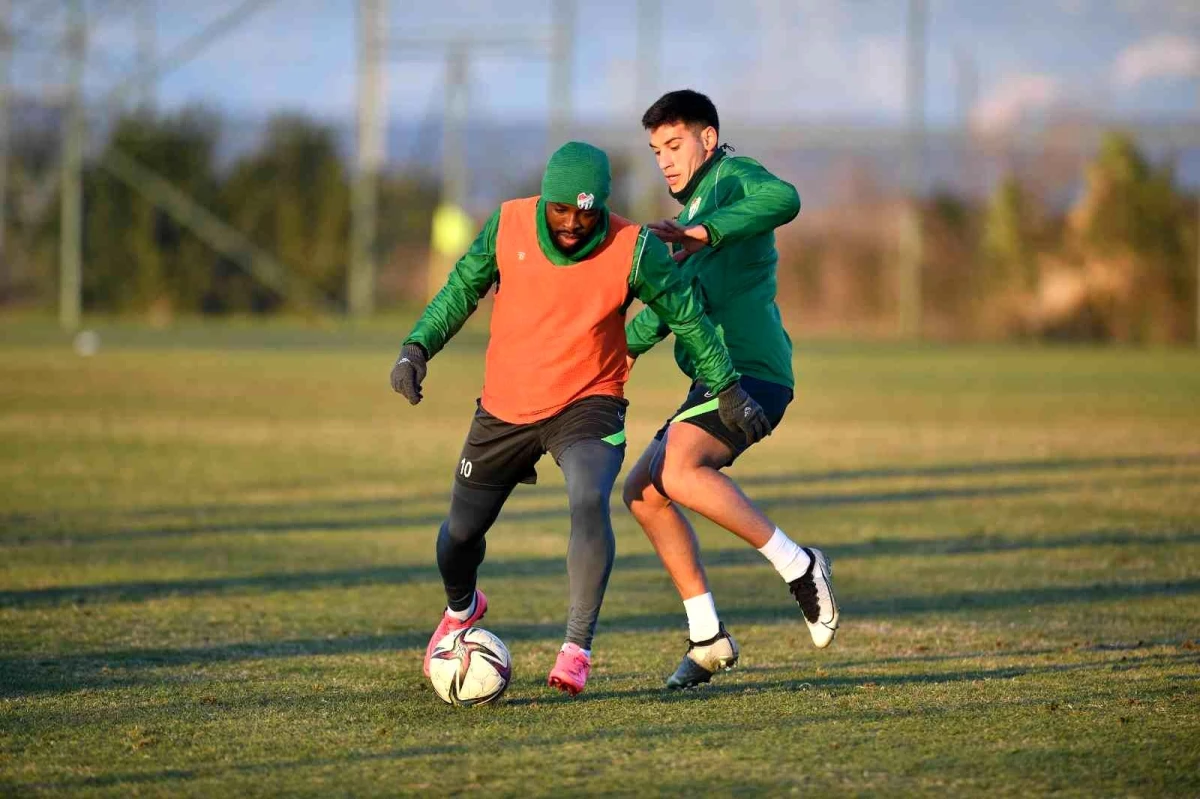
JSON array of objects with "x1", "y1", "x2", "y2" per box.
[
  {"x1": 455, "y1": 395, "x2": 628, "y2": 488},
  {"x1": 653, "y1": 375, "x2": 793, "y2": 464}
]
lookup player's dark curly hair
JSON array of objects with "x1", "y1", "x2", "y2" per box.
[{"x1": 641, "y1": 89, "x2": 719, "y2": 135}]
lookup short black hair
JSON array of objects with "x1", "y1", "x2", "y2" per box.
[{"x1": 641, "y1": 89, "x2": 719, "y2": 135}]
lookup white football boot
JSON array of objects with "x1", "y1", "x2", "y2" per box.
[
  {"x1": 666, "y1": 624, "x2": 739, "y2": 690},
  {"x1": 789, "y1": 547, "x2": 839, "y2": 648}
]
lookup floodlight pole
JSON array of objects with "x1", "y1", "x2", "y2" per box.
[
  {"x1": 0, "y1": 0, "x2": 10, "y2": 270},
  {"x1": 634, "y1": 0, "x2": 660, "y2": 129},
  {"x1": 136, "y1": 0, "x2": 156, "y2": 110},
  {"x1": 386, "y1": 30, "x2": 557, "y2": 303},
  {"x1": 548, "y1": 0, "x2": 575, "y2": 152},
  {"x1": 349, "y1": 0, "x2": 385, "y2": 318},
  {"x1": 633, "y1": 0, "x2": 661, "y2": 222},
  {"x1": 60, "y1": 0, "x2": 85, "y2": 331},
  {"x1": 954, "y1": 48, "x2": 979, "y2": 198},
  {"x1": 899, "y1": 0, "x2": 927, "y2": 341},
  {"x1": 21, "y1": 0, "x2": 279, "y2": 232},
  {"x1": 442, "y1": 44, "x2": 469, "y2": 219},
  {"x1": 422, "y1": 44, "x2": 472, "y2": 304},
  {"x1": 954, "y1": 48, "x2": 976, "y2": 133}
]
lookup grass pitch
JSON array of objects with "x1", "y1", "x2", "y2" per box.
[{"x1": 1, "y1": 317, "x2": 1198, "y2": 796}]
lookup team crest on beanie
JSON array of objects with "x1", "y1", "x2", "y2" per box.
[{"x1": 542, "y1": 142, "x2": 610, "y2": 209}]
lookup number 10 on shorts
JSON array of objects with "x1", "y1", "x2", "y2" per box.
[{"x1": 459, "y1": 458, "x2": 473, "y2": 478}]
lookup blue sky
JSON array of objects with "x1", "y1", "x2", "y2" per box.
[{"x1": 13, "y1": 0, "x2": 1200, "y2": 130}]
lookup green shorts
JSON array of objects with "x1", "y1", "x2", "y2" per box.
[{"x1": 653, "y1": 375, "x2": 793, "y2": 464}]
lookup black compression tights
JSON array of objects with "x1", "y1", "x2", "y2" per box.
[{"x1": 435, "y1": 439, "x2": 624, "y2": 650}]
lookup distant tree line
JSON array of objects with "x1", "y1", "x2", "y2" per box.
[
  {"x1": 782, "y1": 132, "x2": 1197, "y2": 344},
  {"x1": 1, "y1": 108, "x2": 1195, "y2": 343},
  {"x1": 1, "y1": 106, "x2": 437, "y2": 316}
]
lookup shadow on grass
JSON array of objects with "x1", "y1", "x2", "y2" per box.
[
  {"x1": 3, "y1": 527, "x2": 1197, "y2": 609},
  {"x1": 5, "y1": 454, "x2": 1197, "y2": 545},
  {"x1": 20, "y1": 649, "x2": 1200, "y2": 793},
  {"x1": 62, "y1": 453, "x2": 1200, "y2": 518},
  {"x1": 3, "y1": 579, "x2": 1198, "y2": 698},
  {"x1": 532, "y1": 649, "x2": 1200, "y2": 705},
  {"x1": 0, "y1": 692, "x2": 1064, "y2": 793},
  {"x1": 738, "y1": 453, "x2": 1200, "y2": 488},
  {"x1": 23, "y1": 726, "x2": 692, "y2": 792},
  {"x1": 576, "y1": 647, "x2": 1200, "y2": 705},
  {"x1": 5, "y1": 474, "x2": 1196, "y2": 549}
]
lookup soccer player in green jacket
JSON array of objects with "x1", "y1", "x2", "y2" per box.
[{"x1": 622, "y1": 90, "x2": 840, "y2": 689}]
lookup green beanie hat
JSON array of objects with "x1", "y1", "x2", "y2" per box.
[{"x1": 541, "y1": 141, "x2": 611, "y2": 210}]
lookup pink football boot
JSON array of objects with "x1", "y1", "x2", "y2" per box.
[
  {"x1": 423, "y1": 589, "x2": 488, "y2": 677},
  {"x1": 547, "y1": 643, "x2": 591, "y2": 696}
]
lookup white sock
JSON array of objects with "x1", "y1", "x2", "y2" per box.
[
  {"x1": 446, "y1": 593, "x2": 476, "y2": 622},
  {"x1": 562, "y1": 643, "x2": 590, "y2": 657},
  {"x1": 758, "y1": 528, "x2": 812, "y2": 583},
  {"x1": 682, "y1": 592, "x2": 721, "y2": 642}
]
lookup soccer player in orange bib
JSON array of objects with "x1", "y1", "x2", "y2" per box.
[{"x1": 390, "y1": 141, "x2": 770, "y2": 696}]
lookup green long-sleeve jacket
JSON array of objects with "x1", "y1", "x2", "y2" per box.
[
  {"x1": 404, "y1": 198, "x2": 739, "y2": 396},
  {"x1": 625, "y1": 150, "x2": 800, "y2": 388}
]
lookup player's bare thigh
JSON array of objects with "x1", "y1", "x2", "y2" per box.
[
  {"x1": 624, "y1": 422, "x2": 734, "y2": 507},
  {"x1": 622, "y1": 438, "x2": 666, "y2": 509},
  {"x1": 658, "y1": 422, "x2": 734, "y2": 493}
]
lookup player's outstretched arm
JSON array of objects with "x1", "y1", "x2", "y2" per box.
[
  {"x1": 630, "y1": 230, "x2": 772, "y2": 442},
  {"x1": 630, "y1": 230, "x2": 735, "y2": 392},
  {"x1": 390, "y1": 209, "x2": 500, "y2": 404},
  {"x1": 625, "y1": 304, "x2": 670, "y2": 363},
  {"x1": 699, "y1": 157, "x2": 800, "y2": 248}
]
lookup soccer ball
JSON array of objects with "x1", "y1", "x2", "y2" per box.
[{"x1": 428, "y1": 627, "x2": 512, "y2": 706}]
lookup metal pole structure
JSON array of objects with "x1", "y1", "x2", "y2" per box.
[
  {"x1": 136, "y1": 0, "x2": 156, "y2": 110},
  {"x1": 349, "y1": 0, "x2": 385, "y2": 318},
  {"x1": 954, "y1": 47, "x2": 978, "y2": 198},
  {"x1": 425, "y1": 44, "x2": 471, "y2": 301},
  {"x1": 634, "y1": 0, "x2": 660, "y2": 124},
  {"x1": 0, "y1": 0, "x2": 10, "y2": 273},
  {"x1": 389, "y1": 33, "x2": 550, "y2": 302},
  {"x1": 954, "y1": 48, "x2": 977, "y2": 132},
  {"x1": 443, "y1": 45, "x2": 469, "y2": 218},
  {"x1": 107, "y1": 0, "x2": 278, "y2": 114},
  {"x1": 60, "y1": 0, "x2": 85, "y2": 331},
  {"x1": 899, "y1": 0, "x2": 927, "y2": 340},
  {"x1": 633, "y1": 0, "x2": 661, "y2": 221},
  {"x1": 22, "y1": 0, "x2": 279, "y2": 226},
  {"x1": 100, "y1": 148, "x2": 331, "y2": 311},
  {"x1": 547, "y1": 0, "x2": 575, "y2": 152}
]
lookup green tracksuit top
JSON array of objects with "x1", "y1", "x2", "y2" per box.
[
  {"x1": 404, "y1": 198, "x2": 739, "y2": 396},
  {"x1": 625, "y1": 149, "x2": 800, "y2": 388}
]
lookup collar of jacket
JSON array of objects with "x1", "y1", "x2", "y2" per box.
[{"x1": 669, "y1": 145, "x2": 730, "y2": 206}]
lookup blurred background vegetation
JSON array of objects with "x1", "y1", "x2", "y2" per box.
[
  {"x1": 4, "y1": 108, "x2": 439, "y2": 317},
  {"x1": 783, "y1": 128, "x2": 1197, "y2": 344},
  {"x1": 2, "y1": 1, "x2": 1197, "y2": 344},
  {"x1": 7, "y1": 105, "x2": 1194, "y2": 343}
]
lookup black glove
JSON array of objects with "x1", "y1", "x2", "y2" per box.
[
  {"x1": 390, "y1": 343, "x2": 428, "y2": 405},
  {"x1": 717, "y1": 382, "x2": 772, "y2": 445}
]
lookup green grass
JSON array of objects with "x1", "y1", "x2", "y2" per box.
[{"x1": 1, "y1": 316, "x2": 1199, "y2": 796}]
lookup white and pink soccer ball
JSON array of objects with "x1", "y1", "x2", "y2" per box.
[{"x1": 428, "y1": 627, "x2": 512, "y2": 706}]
